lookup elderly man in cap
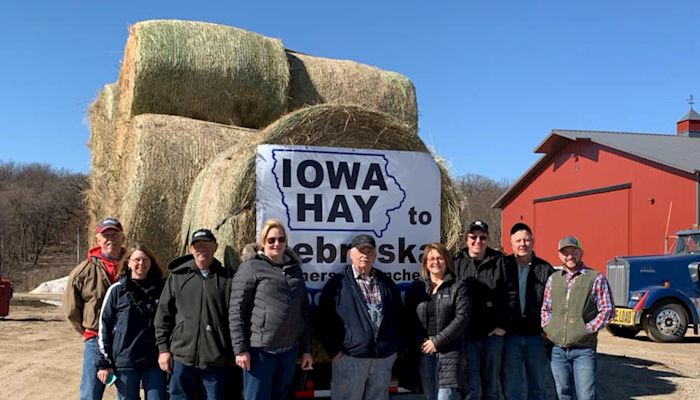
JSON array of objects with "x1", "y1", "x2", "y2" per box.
[
  {"x1": 154, "y1": 228, "x2": 233, "y2": 400},
  {"x1": 453, "y1": 220, "x2": 515, "y2": 400},
  {"x1": 541, "y1": 236, "x2": 614, "y2": 400},
  {"x1": 318, "y1": 233, "x2": 404, "y2": 400},
  {"x1": 502, "y1": 223, "x2": 555, "y2": 400},
  {"x1": 64, "y1": 217, "x2": 126, "y2": 400}
]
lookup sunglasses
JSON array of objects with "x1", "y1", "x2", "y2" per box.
[
  {"x1": 266, "y1": 236, "x2": 286, "y2": 245},
  {"x1": 467, "y1": 234, "x2": 488, "y2": 242}
]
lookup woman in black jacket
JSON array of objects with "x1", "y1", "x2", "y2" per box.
[
  {"x1": 229, "y1": 219, "x2": 313, "y2": 400},
  {"x1": 404, "y1": 243, "x2": 471, "y2": 400},
  {"x1": 96, "y1": 242, "x2": 166, "y2": 400}
]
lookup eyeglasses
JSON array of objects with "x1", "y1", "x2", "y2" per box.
[
  {"x1": 467, "y1": 234, "x2": 488, "y2": 242},
  {"x1": 266, "y1": 236, "x2": 286, "y2": 245},
  {"x1": 129, "y1": 257, "x2": 150, "y2": 264}
]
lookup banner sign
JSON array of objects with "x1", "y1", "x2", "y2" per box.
[{"x1": 256, "y1": 144, "x2": 441, "y2": 291}]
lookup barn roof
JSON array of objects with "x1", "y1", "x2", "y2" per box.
[{"x1": 493, "y1": 129, "x2": 700, "y2": 209}]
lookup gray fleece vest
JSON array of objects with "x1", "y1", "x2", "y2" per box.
[{"x1": 544, "y1": 269, "x2": 599, "y2": 348}]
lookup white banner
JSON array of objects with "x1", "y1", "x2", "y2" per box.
[{"x1": 256, "y1": 144, "x2": 441, "y2": 293}]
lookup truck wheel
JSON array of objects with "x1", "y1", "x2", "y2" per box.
[
  {"x1": 606, "y1": 325, "x2": 640, "y2": 338},
  {"x1": 645, "y1": 303, "x2": 688, "y2": 343}
]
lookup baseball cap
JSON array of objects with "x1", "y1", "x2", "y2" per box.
[
  {"x1": 191, "y1": 228, "x2": 216, "y2": 244},
  {"x1": 468, "y1": 220, "x2": 489, "y2": 234},
  {"x1": 510, "y1": 222, "x2": 532, "y2": 235},
  {"x1": 95, "y1": 217, "x2": 123, "y2": 234},
  {"x1": 558, "y1": 236, "x2": 582, "y2": 251},
  {"x1": 350, "y1": 234, "x2": 376, "y2": 250}
]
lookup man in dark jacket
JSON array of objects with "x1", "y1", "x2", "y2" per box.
[
  {"x1": 502, "y1": 223, "x2": 555, "y2": 400},
  {"x1": 318, "y1": 234, "x2": 403, "y2": 400},
  {"x1": 453, "y1": 220, "x2": 516, "y2": 400},
  {"x1": 154, "y1": 229, "x2": 233, "y2": 400}
]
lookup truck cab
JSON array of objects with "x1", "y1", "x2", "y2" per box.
[{"x1": 606, "y1": 229, "x2": 700, "y2": 342}]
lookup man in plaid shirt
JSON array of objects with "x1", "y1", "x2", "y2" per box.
[
  {"x1": 318, "y1": 234, "x2": 403, "y2": 400},
  {"x1": 541, "y1": 236, "x2": 614, "y2": 400}
]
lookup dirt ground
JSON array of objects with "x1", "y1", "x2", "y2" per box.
[{"x1": 1, "y1": 299, "x2": 698, "y2": 400}]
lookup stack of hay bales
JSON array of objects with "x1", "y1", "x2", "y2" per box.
[
  {"x1": 87, "y1": 20, "x2": 288, "y2": 259},
  {"x1": 85, "y1": 19, "x2": 460, "y2": 265}
]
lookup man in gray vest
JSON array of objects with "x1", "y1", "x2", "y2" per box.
[{"x1": 540, "y1": 236, "x2": 614, "y2": 400}]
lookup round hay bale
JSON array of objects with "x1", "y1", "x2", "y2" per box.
[
  {"x1": 117, "y1": 20, "x2": 289, "y2": 129},
  {"x1": 286, "y1": 51, "x2": 418, "y2": 131},
  {"x1": 86, "y1": 83, "x2": 119, "y2": 246},
  {"x1": 119, "y1": 114, "x2": 258, "y2": 265},
  {"x1": 180, "y1": 141, "x2": 255, "y2": 268},
  {"x1": 180, "y1": 104, "x2": 461, "y2": 269}
]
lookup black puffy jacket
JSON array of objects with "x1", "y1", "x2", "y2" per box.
[
  {"x1": 229, "y1": 245, "x2": 310, "y2": 355},
  {"x1": 404, "y1": 273, "x2": 471, "y2": 388},
  {"x1": 154, "y1": 256, "x2": 233, "y2": 368},
  {"x1": 453, "y1": 247, "x2": 517, "y2": 338}
]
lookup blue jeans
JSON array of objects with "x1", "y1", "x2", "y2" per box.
[
  {"x1": 170, "y1": 360, "x2": 229, "y2": 400},
  {"x1": 502, "y1": 334, "x2": 549, "y2": 400},
  {"x1": 242, "y1": 347, "x2": 297, "y2": 400},
  {"x1": 418, "y1": 353, "x2": 461, "y2": 400},
  {"x1": 115, "y1": 367, "x2": 167, "y2": 400},
  {"x1": 550, "y1": 346, "x2": 597, "y2": 400},
  {"x1": 331, "y1": 352, "x2": 397, "y2": 400},
  {"x1": 463, "y1": 335, "x2": 504, "y2": 400},
  {"x1": 79, "y1": 337, "x2": 105, "y2": 400}
]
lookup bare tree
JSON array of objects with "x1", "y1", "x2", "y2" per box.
[
  {"x1": 0, "y1": 161, "x2": 87, "y2": 277},
  {"x1": 453, "y1": 173, "x2": 511, "y2": 250}
]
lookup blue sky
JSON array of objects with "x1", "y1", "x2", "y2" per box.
[{"x1": 1, "y1": 1, "x2": 698, "y2": 182}]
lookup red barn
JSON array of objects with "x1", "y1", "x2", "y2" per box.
[{"x1": 493, "y1": 109, "x2": 700, "y2": 271}]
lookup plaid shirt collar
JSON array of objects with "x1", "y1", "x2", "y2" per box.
[{"x1": 352, "y1": 265, "x2": 375, "y2": 280}]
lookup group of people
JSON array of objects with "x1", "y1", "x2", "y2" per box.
[{"x1": 64, "y1": 216, "x2": 614, "y2": 400}]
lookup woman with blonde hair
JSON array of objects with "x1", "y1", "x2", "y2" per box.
[
  {"x1": 97, "y1": 242, "x2": 166, "y2": 400},
  {"x1": 230, "y1": 219, "x2": 313, "y2": 400},
  {"x1": 404, "y1": 243, "x2": 471, "y2": 400}
]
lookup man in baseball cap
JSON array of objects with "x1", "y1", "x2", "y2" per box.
[
  {"x1": 349, "y1": 233, "x2": 376, "y2": 250},
  {"x1": 541, "y1": 235, "x2": 614, "y2": 400},
  {"x1": 64, "y1": 217, "x2": 126, "y2": 399},
  {"x1": 454, "y1": 220, "x2": 513, "y2": 399},
  {"x1": 468, "y1": 220, "x2": 489, "y2": 234},
  {"x1": 190, "y1": 228, "x2": 217, "y2": 244},
  {"x1": 94, "y1": 217, "x2": 123, "y2": 234},
  {"x1": 155, "y1": 228, "x2": 232, "y2": 399},
  {"x1": 318, "y1": 233, "x2": 403, "y2": 399},
  {"x1": 557, "y1": 236, "x2": 582, "y2": 251}
]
